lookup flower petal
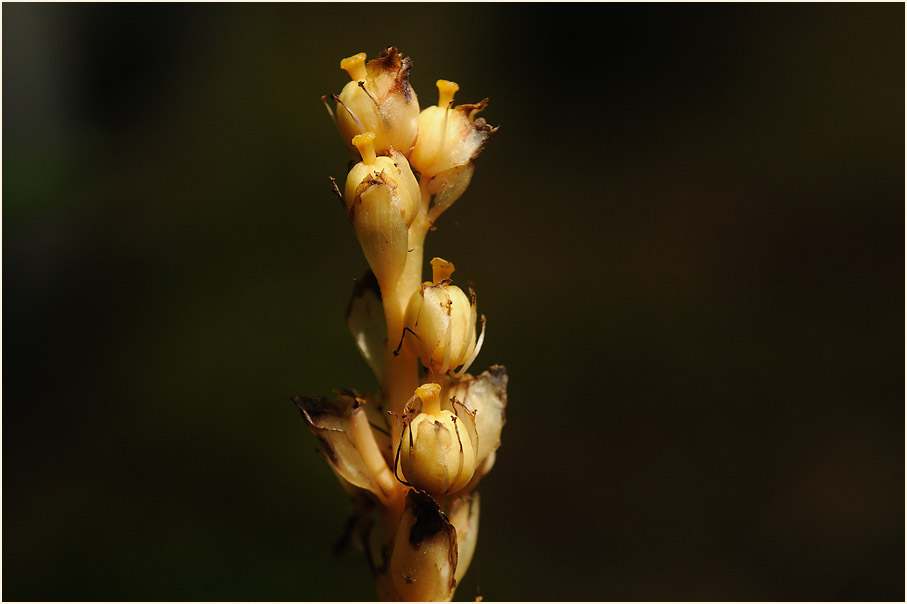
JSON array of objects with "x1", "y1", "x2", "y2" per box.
[
  {"x1": 452, "y1": 365, "x2": 508, "y2": 472},
  {"x1": 449, "y1": 491, "x2": 480, "y2": 584},
  {"x1": 351, "y1": 180, "x2": 408, "y2": 289},
  {"x1": 389, "y1": 490, "x2": 458, "y2": 601},
  {"x1": 427, "y1": 162, "x2": 474, "y2": 220}
]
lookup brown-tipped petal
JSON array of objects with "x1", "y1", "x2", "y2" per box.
[
  {"x1": 365, "y1": 48, "x2": 413, "y2": 99},
  {"x1": 451, "y1": 365, "x2": 508, "y2": 474},
  {"x1": 336, "y1": 47, "x2": 420, "y2": 157},
  {"x1": 292, "y1": 393, "x2": 385, "y2": 499},
  {"x1": 449, "y1": 492, "x2": 480, "y2": 584},
  {"x1": 434, "y1": 115, "x2": 492, "y2": 176},
  {"x1": 346, "y1": 270, "x2": 387, "y2": 386},
  {"x1": 389, "y1": 490, "x2": 459, "y2": 601},
  {"x1": 411, "y1": 95, "x2": 495, "y2": 179}
]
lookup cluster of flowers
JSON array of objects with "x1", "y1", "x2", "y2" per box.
[{"x1": 294, "y1": 48, "x2": 507, "y2": 601}]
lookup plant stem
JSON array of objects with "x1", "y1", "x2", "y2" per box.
[{"x1": 380, "y1": 211, "x2": 430, "y2": 451}]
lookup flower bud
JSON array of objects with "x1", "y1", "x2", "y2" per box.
[
  {"x1": 397, "y1": 383, "x2": 477, "y2": 496},
  {"x1": 409, "y1": 79, "x2": 495, "y2": 179},
  {"x1": 333, "y1": 49, "x2": 420, "y2": 157},
  {"x1": 344, "y1": 132, "x2": 421, "y2": 288},
  {"x1": 403, "y1": 258, "x2": 484, "y2": 376}
]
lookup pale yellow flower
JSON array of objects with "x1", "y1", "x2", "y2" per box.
[{"x1": 330, "y1": 48, "x2": 420, "y2": 157}]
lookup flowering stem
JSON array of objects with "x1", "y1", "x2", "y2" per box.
[
  {"x1": 380, "y1": 181, "x2": 434, "y2": 449},
  {"x1": 383, "y1": 181, "x2": 441, "y2": 455},
  {"x1": 302, "y1": 47, "x2": 504, "y2": 602}
]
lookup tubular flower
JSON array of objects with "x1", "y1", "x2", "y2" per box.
[
  {"x1": 410, "y1": 79, "x2": 496, "y2": 179},
  {"x1": 344, "y1": 132, "x2": 421, "y2": 288},
  {"x1": 403, "y1": 258, "x2": 485, "y2": 377},
  {"x1": 396, "y1": 383, "x2": 478, "y2": 496},
  {"x1": 330, "y1": 49, "x2": 420, "y2": 157}
]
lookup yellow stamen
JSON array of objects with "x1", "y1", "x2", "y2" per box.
[
  {"x1": 340, "y1": 52, "x2": 367, "y2": 81},
  {"x1": 416, "y1": 383, "x2": 442, "y2": 416},
  {"x1": 431, "y1": 257, "x2": 455, "y2": 283},
  {"x1": 352, "y1": 132, "x2": 377, "y2": 165},
  {"x1": 436, "y1": 79, "x2": 459, "y2": 108}
]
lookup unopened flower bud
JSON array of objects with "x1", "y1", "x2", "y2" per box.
[
  {"x1": 344, "y1": 132, "x2": 421, "y2": 288},
  {"x1": 397, "y1": 383, "x2": 477, "y2": 495},
  {"x1": 409, "y1": 79, "x2": 495, "y2": 179},
  {"x1": 403, "y1": 258, "x2": 484, "y2": 376},
  {"x1": 332, "y1": 49, "x2": 420, "y2": 157}
]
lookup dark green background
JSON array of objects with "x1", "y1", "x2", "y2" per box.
[{"x1": 3, "y1": 3, "x2": 904, "y2": 601}]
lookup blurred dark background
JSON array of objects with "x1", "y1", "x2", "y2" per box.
[{"x1": 3, "y1": 3, "x2": 903, "y2": 601}]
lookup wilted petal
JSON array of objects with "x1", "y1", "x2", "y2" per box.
[
  {"x1": 451, "y1": 365, "x2": 508, "y2": 472},
  {"x1": 410, "y1": 81, "x2": 495, "y2": 179},
  {"x1": 335, "y1": 48, "x2": 420, "y2": 157},
  {"x1": 449, "y1": 112, "x2": 495, "y2": 170},
  {"x1": 346, "y1": 271, "x2": 386, "y2": 386},
  {"x1": 448, "y1": 492, "x2": 480, "y2": 584},
  {"x1": 364, "y1": 48, "x2": 420, "y2": 155},
  {"x1": 427, "y1": 162, "x2": 474, "y2": 220},
  {"x1": 292, "y1": 393, "x2": 383, "y2": 499}
]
